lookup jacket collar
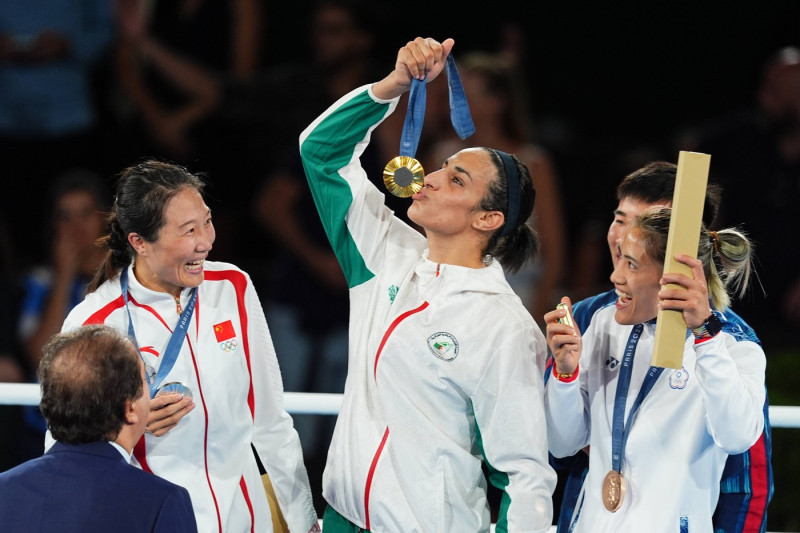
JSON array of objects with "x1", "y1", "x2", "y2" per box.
[
  {"x1": 417, "y1": 251, "x2": 516, "y2": 296},
  {"x1": 47, "y1": 441, "x2": 127, "y2": 464}
]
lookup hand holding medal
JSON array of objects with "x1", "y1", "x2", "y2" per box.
[{"x1": 383, "y1": 51, "x2": 475, "y2": 197}]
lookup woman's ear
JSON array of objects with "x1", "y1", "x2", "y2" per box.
[
  {"x1": 127, "y1": 233, "x2": 146, "y2": 255},
  {"x1": 473, "y1": 210, "x2": 505, "y2": 233}
]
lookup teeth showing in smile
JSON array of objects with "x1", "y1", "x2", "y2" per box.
[
  {"x1": 615, "y1": 288, "x2": 632, "y2": 306},
  {"x1": 185, "y1": 259, "x2": 204, "y2": 272}
]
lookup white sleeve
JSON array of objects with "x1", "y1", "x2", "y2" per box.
[
  {"x1": 246, "y1": 274, "x2": 319, "y2": 531},
  {"x1": 694, "y1": 334, "x2": 766, "y2": 453},
  {"x1": 544, "y1": 329, "x2": 593, "y2": 459},
  {"x1": 544, "y1": 371, "x2": 590, "y2": 459},
  {"x1": 472, "y1": 326, "x2": 556, "y2": 532}
]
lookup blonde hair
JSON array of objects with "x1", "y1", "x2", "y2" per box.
[{"x1": 632, "y1": 207, "x2": 754, "y2": 310}]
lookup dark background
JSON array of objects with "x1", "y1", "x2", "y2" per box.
[
  {"x1": 266, "y1": 2, "x2": 800, "y2": 529},
  {"x1": 2, "y1": 0, "x2": 800, "y2": 529},
  {"x1": 265, "y1": 1, "x2": 799, "y2": 147}
]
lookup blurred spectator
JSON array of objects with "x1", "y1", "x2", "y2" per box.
[
  {"x1": 684, "y1": 45, "x2": 800, "y2": 345},
  {"x1": 428, "y1": 50, "x2": 567, "y2": 325},
  {"x1": 18, "y1": 169, "x2": 110, "y2": 371},
  {"x1": 247, "y1": 3, "x2": 390, "y2": 503},
  {"x1": 12, "y1": 169, "x2": 110, "y2": 457},
  {"x1": 0, "y1": 0, "x2": 114, "y2": 267},
  {"x1": 0, "y1": 214, "x2": 24, "y2": 381},
  {"x1": 113, "y1": 0, "x2": 262, "y2": 164},
  {"x1": 0, "y1": 214, "x2": 28, "y2": 471}
]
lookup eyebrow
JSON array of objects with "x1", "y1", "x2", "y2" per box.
[
  {"x1": 177, "y1": 208, "x2": 211, "y2": 229},
  {"x1": 621, "y1": 252, "x2": 641, "y2": 265},
  {"x1": 443, "y1": 158, "x2": 475, "y2": 182},
  {"x1": 454, "y1": 166, "x2": 474, "y2": 182}
]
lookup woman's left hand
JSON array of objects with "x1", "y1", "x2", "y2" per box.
[{"x1": 658, "y1": 253, "x2": 713, "y2": 329}]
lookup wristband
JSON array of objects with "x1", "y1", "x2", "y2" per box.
[{"x1": 553, "y1": 366, "x2": 579, "y2": 382}]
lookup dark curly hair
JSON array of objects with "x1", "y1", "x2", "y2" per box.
[
  {"x1": 38, "y1": 325, "x2": 144, "y2": 444},
  {"x1": 89, "y1": 160, "x2": 205, "y2": 293}
]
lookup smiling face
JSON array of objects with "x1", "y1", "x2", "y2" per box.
[
  {"x1": 609, "y1": 227, "x2": 663, "y2": 325},
  {"x1": 607, "y1": 196, "x2": 671, "y2": 264},
  {"x1": 130, "y1": 187, "x2": 214, "y2": 297},
  {"x1": 407, "y1": 148, "x2": 497, "y2": 236}
]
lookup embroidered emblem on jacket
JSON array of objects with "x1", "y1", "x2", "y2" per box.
[
  {"x1": 427, "y1": 332, "x2": 459, "y2": 361},
  {"x1": 213, "y1": 320, "x2": 238, "y2": 352},
  {"x1": 669, "y1": 366, "x2": 689, "y2": 389},
  {"x1": 605, "y1": 356, "x2": 619, "y2": 369},
  {"x1": 388, "y1": 285, "x2": 399, "y2": 304}
]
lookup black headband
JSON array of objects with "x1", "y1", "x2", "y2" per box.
[{"x1": 497, "y1": 150, "x2": 520, "y2": 237}]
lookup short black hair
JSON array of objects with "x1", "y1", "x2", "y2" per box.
[{"x1": 616, "y1": 161, "x2": 722, "y2": 227}]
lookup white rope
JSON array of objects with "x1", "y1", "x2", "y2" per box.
[
  {"x1": 1, "y1": 383, "x2": 799, "y2": 429},
  {"x1": 0, "y1": 383, "x2": 793, "y2": 532}
]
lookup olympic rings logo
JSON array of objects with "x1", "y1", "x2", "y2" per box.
[{"x1": 220, "y1": 339, "x2": 238, "y2": 352}]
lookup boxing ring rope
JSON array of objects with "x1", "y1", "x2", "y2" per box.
[
  {"x1": 1, "y1": 384, "x2": 800, "y2": 428},
  {"x1": 0, "y1": 383, "x2": 797, "y2": 430},
  {"x1": 1, "y1": 384, "x2": 796, "y2": 532}
]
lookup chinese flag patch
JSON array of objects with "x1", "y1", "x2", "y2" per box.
[{"x1": 213, "y1": 320, "x2": 236, "y2": 342}]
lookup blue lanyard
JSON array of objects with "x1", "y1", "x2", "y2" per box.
[
  {"x1": 399, "y1": 54, "x2": 475, "y2": 159},
  {"x1": 120, "y1": 268, "x2": 197, "y2": 398},
  {"x1": 610, "y1": 324, "x2": 664, "y2": 472}
]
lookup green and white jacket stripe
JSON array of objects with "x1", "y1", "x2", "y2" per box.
[{"x1": 300, "y1": 84, "x2": 556, "y2": 533}]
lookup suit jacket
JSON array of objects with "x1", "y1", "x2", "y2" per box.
[{"x1": 0, "y1": 441, "x2": 197, "y2": 533}]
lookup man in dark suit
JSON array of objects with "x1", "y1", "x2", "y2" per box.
[{"x1": 0, "y1": 324, "x2": 198, "y2": 532}]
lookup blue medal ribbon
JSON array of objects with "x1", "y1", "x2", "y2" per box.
[
  {"x1": 399, "y1": 54, "x2": 475, "y2": 159},
  {"x1": 610, "y1": 324, "x2": 664, "y2": 473},
  {"x1": 120, "y1": 268, "x2": 198, "y2": 398}
]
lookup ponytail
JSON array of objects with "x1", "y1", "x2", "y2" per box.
[
  {"x1": 634, "y1": 207, "x2": 755, "y2": 311},
  {"x1": 698, "y1": 228, "x2": 754, "y2": 310},
  {"x1": 481, "y1": 149, "x2": 538, "y2": 273},
  {"x1": 88, "y1": 214, "x2": 133, "y2": 293}
]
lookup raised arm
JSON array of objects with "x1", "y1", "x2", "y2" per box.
[{"x1": 371, "y1": 37, "x2": 454, "y2": 100}]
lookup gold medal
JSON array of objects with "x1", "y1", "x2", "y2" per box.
[
  {"x1": 602, "y1": 470, "x2": 625, "y2": 512},
  {"x1": 383, "y1": 156, "x2": 424, "y2": 198}
]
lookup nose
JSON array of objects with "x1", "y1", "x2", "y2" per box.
[
  {"x1": 197, "y1": 223, "x2": 215, "y2": 252},
  {"x1": 610, "y1": 259, "x2": 624, "y2": 286},
  {"x1": 423, "y1": 168, "x2": 443, "y2": 189}
]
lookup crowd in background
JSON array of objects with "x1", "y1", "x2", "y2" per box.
[{"x1": 1, "y1": 0, "x2": 799, "y2": 528}]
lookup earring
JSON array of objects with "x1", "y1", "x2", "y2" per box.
[{"x1": 482, "y1": 254, "x2": 493, "y2": 266}]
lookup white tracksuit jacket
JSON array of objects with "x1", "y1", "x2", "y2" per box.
[
  {"x1": 545, "y1": 303, "x2": 766, "y2": 533},
  {"x1": 60, "y1": 261, "x2": 319, "y2": 533},
  {"x1": 299, "y1": 84, "x2": 556, "y2": 532}
]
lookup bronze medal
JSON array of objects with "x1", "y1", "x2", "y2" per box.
[
  {"x1": 602, "y1": 470, "x2": 625, "y2": 512},
  {"x1": 383, "y1": 156, "x2": 424, "y2": 198}
]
